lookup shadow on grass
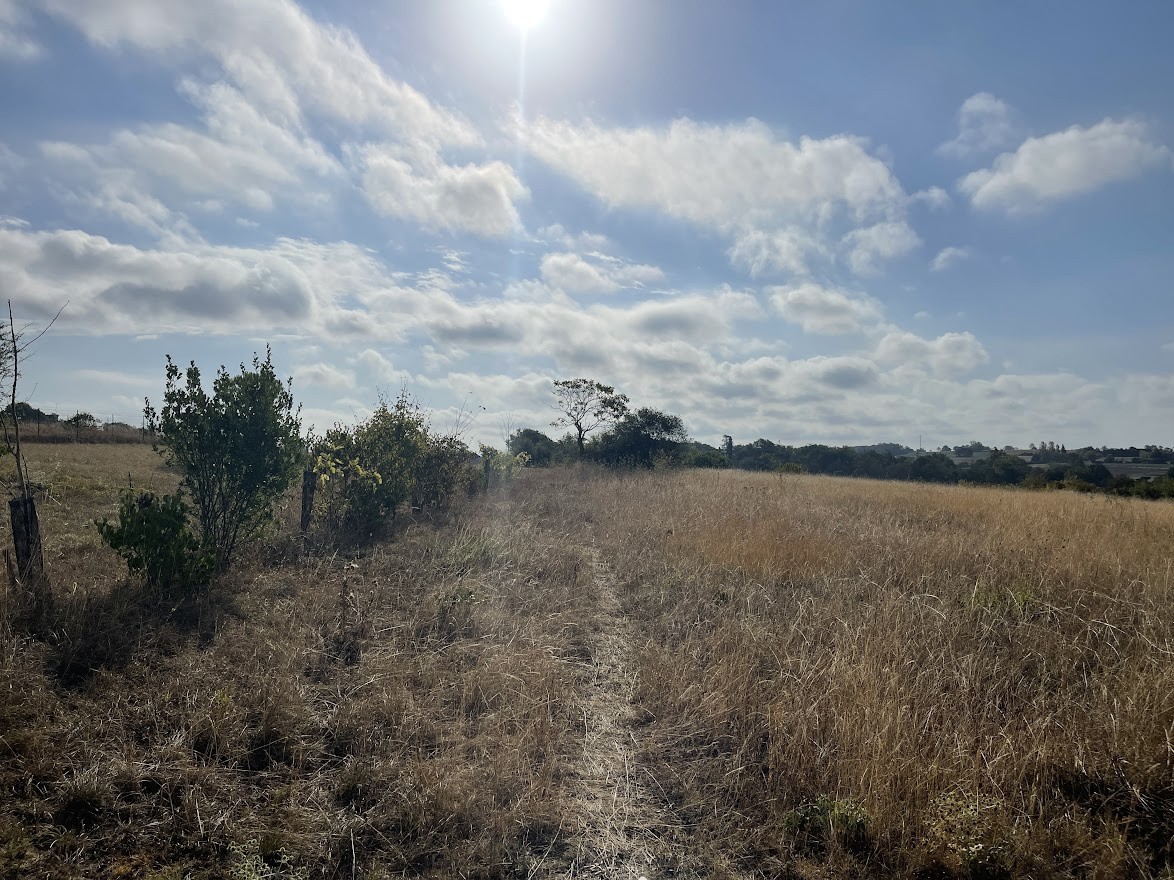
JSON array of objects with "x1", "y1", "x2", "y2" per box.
[{"x1": 13, "y1": 577, "x2": 237, "y2": 687}]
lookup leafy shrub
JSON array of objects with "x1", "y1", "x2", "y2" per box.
[
  {"x1": 96, "y1": 491, "x2": 213, "y2": 591},
  {"x1": 145, "y1": 349, "x2": 302, "y2": 572},
  {"x1": 311, "y1": 393, "x2": 469, "y2": 538}
]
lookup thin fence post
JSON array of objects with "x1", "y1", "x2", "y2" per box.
[{"x1": 300, "y1": 467, "x2": 315, "y2": 536}]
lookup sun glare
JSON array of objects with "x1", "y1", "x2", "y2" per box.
[{"x1": 501, "y1": 0, "x2": 549, "y2": 33}]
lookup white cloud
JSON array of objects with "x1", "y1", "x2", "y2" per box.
[
  {"x1": 524, "y1": 116, "x2": 905, "y2": 226},
  {"x1": 938, "y1": 92, "x2": 1019, "y2": 158},
  {"x1": 842, "y1": 220, "x2": 920, "y2": 275},
  {"x1": 874, "y1": 330, "x2": 989, "y2": 377},
  {"x1": 359, "y1": 143, "x2": 527, "y2": 237},
  {"x1": 540, "y1": 251, "x2": 665, "y2": 294},
  {"x1": 790, "y1": 356, "x2": 878, "y2": 390},
  {"x1": 769, "y1": 283, "x2": 883, "y2": 335},
  {"x1": 293, "y1": 362, "x2": 356, "y2": 389},
  {"x1": 959, "y1": 118, "x2": 1172, "y2": 213},
  {"x1": 357, "y1": 348, "x2": 398, "y2": 383},
  {"x1": 0, "y1": 226, "x2": 391, "y2": 336},
  {"x1": 727, "y1": 227, "x2": 826, "y2": 277},
  {"x1": 912, "y1": 186, "x2": 951, "y2": 210},
  {"x1": 930, "y1": 246, "x2": 972, "y2": 271},
  {"x1": 40, "y1": 0, "x2": 532, "y2": 239},
  {"x1": 540, "y1": 252, "x2": 617, "y2": 293},
  {"x1": 523, "y1": 115, "x2": 913, "y2": 276},
  {"x1": 40, "y1": 0, "x2": 477, "y2": 144},
  {"x1": 43, "y1": 79, "x2": 346, "y2": 224}
]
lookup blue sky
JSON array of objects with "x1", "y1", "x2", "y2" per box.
[{"x1": 2, "y1": 0, "x2": 1172, "y2": 449}]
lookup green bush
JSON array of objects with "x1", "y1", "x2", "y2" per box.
[
  {"x1": 311, "y1": 393, "x2": 469, "y2": 538},
  {"x1": 96, "y1": 491, "x2": 213, "y2": 591},
  {"x1": 145, "y1": 349, "x2": 303, "y2": 572}
]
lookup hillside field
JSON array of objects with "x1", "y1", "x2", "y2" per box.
[{"x1": 1, "y1": 444, "x2": 1172, "y2": 879}]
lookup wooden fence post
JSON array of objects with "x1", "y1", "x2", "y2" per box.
[
  {"x1": 300, "y1": 467, "x2": 315, "y2": 536},
  {"x1": 9, "y1": 494, "x2": 45, "y2": 586}
]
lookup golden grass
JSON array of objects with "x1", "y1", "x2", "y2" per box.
[
  {"x1": 511, "y1": 469, "x2": 1174, "y2": 878},
  {"x1": 1, "y1": 453, "x2": 1171, "y2": 878}
]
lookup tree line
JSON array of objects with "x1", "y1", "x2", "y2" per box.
[{"x1": 501, "y1": 377, "x2": 1174, "y2": 500}]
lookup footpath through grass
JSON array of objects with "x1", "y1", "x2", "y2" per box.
[{"x1": 1, "y1": 451, "x2": 1171, "y2": 878}]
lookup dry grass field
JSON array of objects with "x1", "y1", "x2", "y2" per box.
[{"x1": 1, "y1": 448, "x2": 1171, "y2": 878}]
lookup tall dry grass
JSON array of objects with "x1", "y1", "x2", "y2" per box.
[
  {"x1": 512, "y1": 468, "x2": 1174, "y2": 878},
  {"x1": 0, "y1": 447, "x2": 591, "y2": 878}
]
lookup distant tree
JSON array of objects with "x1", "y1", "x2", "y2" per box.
[
  {"x1": 550, "y1": 378, "x2": 629, "y2": 457},
  {"x1": 968, "y1": 450, "x2": 1032, "y2": 485},
  {"x1": 721, "y1": 434, "x2": 734, "y2": 460},
  {"x1": 507, "y1": 428, "x2": 557, "y2": 467},
  {"x1": 909, "y1": 452, "x2": 959, "y2": 483},
  {"x1": 594, "y1": 408, "x2": 687, "y2": 468},
  {"x1": 64, "y1": 412, "x2": 100, "y2": 429},
  {"x1": 682, "y1": 442, "x2": 729, "y2": 469},
  {"x1": 10, "y1": 402, "x2": 56, "y2": 422}
]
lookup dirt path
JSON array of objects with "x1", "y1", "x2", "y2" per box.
[{"x1": 529, "y1": 547, "x2": 668, "y2": 879}]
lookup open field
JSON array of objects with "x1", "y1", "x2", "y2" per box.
[{"x1": 1, "y1": 446, "x2": 1172, "y2": 878}]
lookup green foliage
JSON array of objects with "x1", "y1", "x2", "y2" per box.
[
  {"x1": 64, "y1": 411, "x2": 99, "y2": 429},
  {"x1": 551, "y1": 378, "x2": 629, "y2": 456},
  {"x1": 145, "y1": 349, "x2": 302, "y2": 572},
  {"x1": 312, "y1": 392, "x2": 468, "y2": 538},
  {"x1": 775, "y1": 462, "x2": 804, "y2": 475},
  {"x1": 507, "y1": 428, "x2": 557, "y2": 466},
  {"x1": 479, "y1": 444, "x2": 530, "y2": 489},
  {"x1": 593, "y1": 407, "x2": 688, "y2": 468},
  {"x1": 96, "y1": 491, "x2": 213, "y2": 591},
  {"x1": 680, "y1": 442, "x2": 729, "y2": 469}
]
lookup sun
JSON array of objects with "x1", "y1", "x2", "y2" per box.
[{"x1": 501, "y1": 0, "x2": 549, "y2": 33}]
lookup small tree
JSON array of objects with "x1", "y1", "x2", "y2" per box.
[
  {"x1": 550, "y1": 378, "x2": 629, "y2": 457},
  {"x1": 145, "y1": 349, "x2": 302, "y2": 573}
]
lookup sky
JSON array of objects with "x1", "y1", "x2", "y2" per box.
[{"x1": 1, "y1": 0, "x2": 1172, "y2": 450}]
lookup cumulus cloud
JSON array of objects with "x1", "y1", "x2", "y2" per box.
[
  {"x1": 874, "y1": 330, "x2": 989, "y2": 376},
  {"x1": 523, "y1": 116, "x2": 905, "y2": 226},
  {"x1": 539, "y1": 251, "x2": 664, "y2": 294},
  {"x1": 938, "y1": 92, "x2": 1019, "y2": 158},
  {"x1": 39, "y1": 0, "x2": 531, "y2": 238},
  {"x1": 43, "y1": 79, "x2": 345, "y2": 225},
  {"x1": 359, "y1": 143, "x2": 527, "y2": 237},
  {"x1": 357, "y1": 349, "x2": 397, "y2": 383},
  {"x1": 294, "y1": 362, "x2": 355, "y2": 389},
  {"x1": 930, "y1": 246, "x2": 972, "y2": 271},
  {"x1": 0, "y1": 225, "x2": 402, "y2": 335},
  {"x1": 912, "y1": 186, "x2": 951, "y2": 210},
  {"x1": 841, "y1": 220, "x2": 920, "y2": 275},
  {"x1": 523, "y1": 115, "x2": 914, "y2": 276},
  {"x1": 958, "y1": 118, "x2": 1172, "y2": 213},
  {"x1": 540, "y1": 252, "x2": 616, "y2": 293},
  {"x1": 770, "y1": 283, "x2": 883, "y2": 335}
]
